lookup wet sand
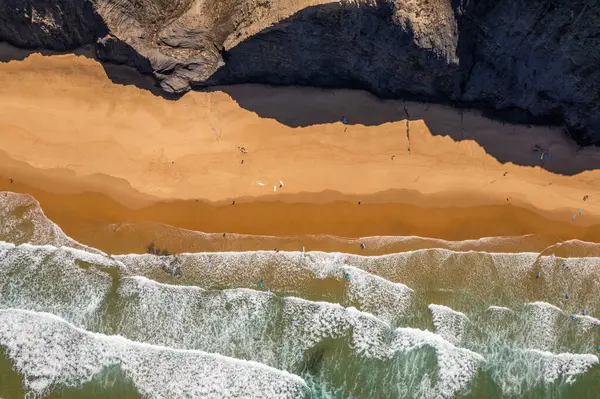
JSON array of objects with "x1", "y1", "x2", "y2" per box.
[{"x1": 1, "y1": 50, "x2": 600, "y2": 255}]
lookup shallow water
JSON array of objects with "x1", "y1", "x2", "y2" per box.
[{"x1": 0, "y1": 192, "x2": 598, "y2": 398}]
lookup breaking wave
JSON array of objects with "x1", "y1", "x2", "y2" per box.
[{"x1": 0, "y1": 191, "x2": 599, "y2": 398}]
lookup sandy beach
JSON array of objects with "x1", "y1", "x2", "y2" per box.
[
  {"x1": 1, "y1": 47, "x2": 600, "y2": 399},
  {"x1": 1, "y1": 49, "x2": 600, "y2": 255}
]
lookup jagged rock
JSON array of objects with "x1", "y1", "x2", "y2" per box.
[{"x1": 0, "y1": 0, "x2": 599, "y2": 144}]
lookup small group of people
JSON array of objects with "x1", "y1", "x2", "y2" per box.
[{"x1": 542, "y1": 255, "x2": 590, "y2": 320}]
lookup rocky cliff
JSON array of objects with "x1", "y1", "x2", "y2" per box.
[{"x1": 1, "y1": 0, "x2": 599, "y2": 145}]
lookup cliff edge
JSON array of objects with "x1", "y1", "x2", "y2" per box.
[{"x1": 1, "y1": 0, "x2": 599, "y2": 145}]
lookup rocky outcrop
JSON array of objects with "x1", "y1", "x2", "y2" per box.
[{"x1": 1, "y1": 0, "x2": 599, "y2": 145}]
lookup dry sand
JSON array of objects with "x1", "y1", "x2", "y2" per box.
[{"x1": 1, "y1": 49, "x2": 600, "y2": 254}]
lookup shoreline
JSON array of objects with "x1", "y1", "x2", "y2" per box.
[
  {"x1": 1, "y1": 52, "x2": 600, "y2": 255},
  {"x1": 2, "y1": 178, "x2": 600, "y2": 257}
]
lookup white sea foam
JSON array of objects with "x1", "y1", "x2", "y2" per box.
[
  {"x1": 115, "y1": 248, "x2": 544, "y2": 293},
  {"x1": 0, "y1": 247, "x2": 595, "y2": 398},
  {"x1": 115, "y1": 251, "x2": 418, "y2": 321},
  {"x1": 72, "y1": 243, "x2": 600, "y2": 324},
  {"x1": 118, "y1": 277, "x2": 394, "y2": 369},
  {"x1": 114, "y1": 274, "x2": 484, "y2": 398},
  {"x1": 577, "y1": 315, "x2": 600, "y2": 327},
  {"x1": 428, "y1": 304, "x2": 469, "y2": 346},
  {"x1": 528, "y1": 301, "x2": 562, "y2": 312},
  {"x1": 344, "y1": 265, "x2": 413, "y2": 324},
  {"x1": 283, "y1": 297, "x2": 485, "y2": 398},
  {"x1": 483, "y1": 346, "x2": 598, "y2": 396},
  {"x1": 0, "y1": 191, "x2": 103, "y2": 254},
  {"x1": 110, "y1": 241, "x2": 600, "y2": 310},
  {"x1": 117, "y1": 276, "x2": 279, "y2": 365},
  {"x1": 280, "y1": 296, "x2": 393, "y2": 362},
  {"x1": 521, "y1": 302, "x2": 569, "y2": 352},
  {"x1": 0, "y1": 309, "x2": 309, "y2": 398},
  {"x1": 0, "y1": 243, "x2": 117, "y2": 328},
  {"x1": 522, "y1": 302, "x2": 600, "y2": 329},
  {"x1": 390, "y1": 327, "x2": 485, "y2": 398},
  {"x1": 460, "y1": 300, "x2": 600, "y2": 396},
  {"x1": 528, "y1": 350, "x2": 599, "y2": 385}
]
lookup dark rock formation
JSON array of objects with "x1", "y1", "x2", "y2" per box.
[
  {"x1": 0, "y1": 0, "x2": 107, "y2": 50},
  {"x1": 1, "y1": 0, "x2": 599, "y2": 145},
  {"x1": 456, "y1": 0, "x2": 600, "y2": 145}
]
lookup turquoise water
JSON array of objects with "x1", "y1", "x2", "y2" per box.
[{"x1": 0, "y1": 191, "x2": 598, "y2": 398}]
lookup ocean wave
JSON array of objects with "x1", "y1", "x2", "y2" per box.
[
  {"x1": 522, "y1": 302, "x2": 564, "y2": 352},
  {"x1": 114, "y1": 248, "x2": 600, "y2": 317},
  {"x1": 117, "y1": 277, "x2": 477, "y2": 398},
  {"x1": 428, "y1": 304, "x2": 469, "y2": 346},
  {"x1": 343, "y1": 265, "x2": 413, "y2": 324},
  {"x1": 391, "y1": 327, "x2": 485, "y2": 397},
  {"x1": 0, "y1": 308, "x2": 310, "y2": 399},
  {"x1": 118, "y1": 279, "x2": 594, "y2": 398},
  {"x1": 526, "y1": 349, "x2": 599, "y2": 385},
  {"x1": 480, "y1": 346, "x2": 598, "y2": 396},
  {"x1": 431, "y1": 302, "x2": 599, "y2": 396},
  {"x1": 1, "y1": 199, "x2": 600, "y2": 397},
  {"x1": 0, "y1": 242, "x2": 117, "y2": 328}
]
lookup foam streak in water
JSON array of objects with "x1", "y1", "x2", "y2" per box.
[
  {"x1": 0, "y1": 309, "x2": 309, "y2": 398},
  {"x1": 428, "y1": 304, "x2": 469, "y2": 346},
  {"x1": 0, "y1": 242, "x2": 117, "y2": 327},
  {"x1": 116, "y1": 276, "x2": 482, "y2": 398}
]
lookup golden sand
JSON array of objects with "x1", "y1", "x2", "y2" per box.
[{"x1": 1, "y1": 49, "x2": 600, "y2": 254}]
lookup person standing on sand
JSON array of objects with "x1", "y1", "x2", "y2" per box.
[{"x1": 341, "y1": 116, "x2": 348, "y2": 132}]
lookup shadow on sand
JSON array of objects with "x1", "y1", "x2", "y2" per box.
[
  {"x1": 2, "y1": 39, "x2": 597, "y2": 175},
  {"x1": 212, "y1": 84, "x2": 600, "y2": 176},
  {"x1": 0, "y1": 42, "x2": 181, "y2": 100},
  {"x1": 2, "y1": 0, "x2": 599, "y2": 175},
  {"x1": 2, "y1": 0, "x2": 599, "y2": 177}
]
